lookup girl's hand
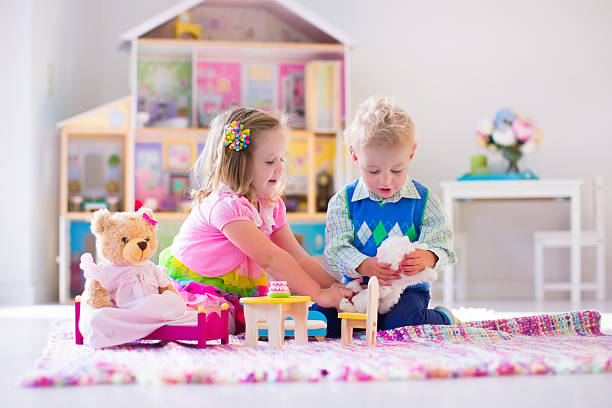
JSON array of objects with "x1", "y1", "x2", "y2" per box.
[
  {"x1": 313, "y1": 287, "x2": 354, "y2": 309},
  {"x1": 356, "y1": 257, "x2": 400, "y2": 286},
  {"x1": 398, "y1": 249, "x2": 438, "y2": 275}
]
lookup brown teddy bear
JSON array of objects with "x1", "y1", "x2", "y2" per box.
[{"x1": 80, "y1": 207, "x2": 178, "y2": 309}]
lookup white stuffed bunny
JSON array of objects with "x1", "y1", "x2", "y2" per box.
[{"x1": 339, "y1": 236, "x2": 438, "y2": 314}]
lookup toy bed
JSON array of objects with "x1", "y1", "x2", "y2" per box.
[{"x1": 74, "y1": 296, "x2": 229, "y2": 348}]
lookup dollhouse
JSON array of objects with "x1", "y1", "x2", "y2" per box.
[{"x1": 57, "y1": 0, "x2": 355, "y2": 303}]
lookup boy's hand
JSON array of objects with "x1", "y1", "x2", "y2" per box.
[
  {"x1": 330, "y1": 281, "x2": 353, "y2": 290},
  {"x1": 399, "y1": 249, "x2": 438, "y2": 275},
  {"x1": 356, "y1": 257, "x2": 400, "y2": 286},
  {"x1": 313, "y1": 287, "x2": 354, "y2": 309}
]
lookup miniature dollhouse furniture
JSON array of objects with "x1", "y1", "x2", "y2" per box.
[
  {"x1": 57, "y1": 0, "x2": 356, "y2": 304},
  {"x1": 534, "y1": 175, "x2": 605, "y2": 301},
  {"x1": 441, "y1": 179, "x2": 583, "y2": 306},
  {"x1": 338, "y1": 276, "x2": 379, "y2": 346},
  {"x1": 174, "y1": 13, "x2": 202, "y2": 39},
  {"x1": 240, "y1": 295, "x2": 310, "y2": 349},
  {"x1": 257, "y1": 309, "x2": 327, "y2": 340},
  {"x1": 74, "y1": 296, "x2": 230, "y2": 348}
]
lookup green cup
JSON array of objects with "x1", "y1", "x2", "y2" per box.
[{"x1": 470, "y1": 154, "x2": 490, "y2": 175}]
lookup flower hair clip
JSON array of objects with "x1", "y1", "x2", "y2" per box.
[{"x1": 224, "y1": 121, "x2": 250, "y2": 151}]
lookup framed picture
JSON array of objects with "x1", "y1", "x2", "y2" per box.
[
  {"x1": 138, "y1": 59, "x2": 192, "y2": 127},
  {"x1": 169, "y1": 174, "x2": 190, "y2": 197},
  {"x1": 196, "y1": 60, "x2": 241, "y2": 127},
  {"x1": 242, "y1": 62, "x2": 277, "y2": 111},
  {"x1": 163, "y1": 139, "x2": 196, "y2": 171},
  {"x1": 135, "y1": 142, "x2": 164, "y2": 207}
]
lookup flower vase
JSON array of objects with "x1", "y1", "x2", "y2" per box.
[{"x1": 501, "y1": 147, "x2": 522, "y2": 173}]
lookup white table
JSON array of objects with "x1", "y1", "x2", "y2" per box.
[{"x1": 440, "y1": 179, "x2": 583, "y2": 307}]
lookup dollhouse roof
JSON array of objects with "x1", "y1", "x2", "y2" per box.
[
  {"x1": 57, "y1": 96, "x2": 131, "y2": 129},
  {"x1": 118, "y1": 0, "x2": 356, "y2": 49}
]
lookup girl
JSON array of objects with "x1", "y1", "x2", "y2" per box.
[{"x1": 159, "y1": 107, "x2": 351, "y2": 333}]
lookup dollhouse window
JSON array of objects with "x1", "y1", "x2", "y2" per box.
[{"x1": 83, "y1": 153, "x2": 104, "y2": 194}]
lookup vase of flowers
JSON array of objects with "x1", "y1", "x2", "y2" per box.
[{"x1": 476, "y1": 108, "x2": 542, "y2": 173}]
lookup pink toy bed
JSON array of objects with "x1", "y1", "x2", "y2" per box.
[{"x1": 74, "y1": 296, "x2": 230, "y2": 348}]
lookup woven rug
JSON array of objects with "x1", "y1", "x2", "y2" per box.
[{"x1": 22, "y1": 310, "x2": 612, "y2": 386}]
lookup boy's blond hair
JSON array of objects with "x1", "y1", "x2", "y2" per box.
[
  {"x1": 192, "y1": 107, "x2": 287, "y2": 204},
  {"x1": 344, "y1": 96, "x2": 416, "y2": 151}
]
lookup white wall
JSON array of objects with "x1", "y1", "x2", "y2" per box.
[
  {"x1": 2, "y1": 0, "x2": 610, "y2": 303},
  {"x1": 0, "y1": 1, "x2": 34, "y2": 303},
  {"x1": 296, "y1": 0, "x2": 612, "y2": 300},
  {"x1": 0, "y1": 0, "x2": 105, "y2": 303}
]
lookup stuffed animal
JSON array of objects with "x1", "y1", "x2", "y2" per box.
[
  {"x1": 339, "y1": 236, "x2": 438, "y2": 314},
  {"x1": 80, "y1": 207, "x2": 179, "y2": 309}
]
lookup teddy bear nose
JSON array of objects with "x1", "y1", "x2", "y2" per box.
[{"x1": 137, "y1": 241, "x2": 147, "y2": 250}]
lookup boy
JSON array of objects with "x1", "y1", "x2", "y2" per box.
[{"x1": 316, "y1": 96, "x2": 457, "y2": 337}]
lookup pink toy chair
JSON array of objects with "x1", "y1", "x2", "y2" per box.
[{"x1": 74, "y1": 296, "x2": 230, "y2": 348}]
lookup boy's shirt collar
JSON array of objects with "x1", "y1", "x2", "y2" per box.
[{"x1": 352, "y1": 177, "x2": 421, "y2": 203}]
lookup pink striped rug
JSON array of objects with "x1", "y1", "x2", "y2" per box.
[{"x1": 22, "y1": 310, "x2": 612, "y2": 386}]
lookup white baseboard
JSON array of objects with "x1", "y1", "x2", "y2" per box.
[
  {"x1": 431, "y1": 279, "x2": 607, "y2": 302},
  {"x1": 0, "y1": 284, "x2": 57, "y2": 305}
]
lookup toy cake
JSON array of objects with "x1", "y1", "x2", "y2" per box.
[{"x1": 268, "y1": 281, "x2": 291, "y2": 298}]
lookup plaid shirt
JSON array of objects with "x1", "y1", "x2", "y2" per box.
[{"x1": 323, "y1": 177, "x2": 456, "y2": 281}]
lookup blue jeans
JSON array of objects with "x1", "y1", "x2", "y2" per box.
[{"x1": 311, "y1": 286, "x2": 449, "y2": 338}]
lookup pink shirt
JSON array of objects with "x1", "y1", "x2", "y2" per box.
[
  {"x1": 80, "y1": 253, "x2": 174, "y2": 308},
  {"x1": 171, "y1": 190, "x2": 287, "y2": 279}
]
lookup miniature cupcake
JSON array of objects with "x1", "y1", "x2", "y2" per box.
[{"x1": 268, "y1": 281, "x2": 291, "y2": 298}]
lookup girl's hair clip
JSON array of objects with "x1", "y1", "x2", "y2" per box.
[{"x1": 224, "y1": 121, "x2": 250, "y2": 151}]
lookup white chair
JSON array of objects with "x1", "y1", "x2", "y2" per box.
[{"x1": 534, "y1": 175, "x2": 605, "y2": 301}]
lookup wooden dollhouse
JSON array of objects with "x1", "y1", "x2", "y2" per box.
[{"x1": 57, "y1": 0, "x2": 355, "y2": 303}]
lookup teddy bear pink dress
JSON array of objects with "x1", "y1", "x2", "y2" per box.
[{"x1": 78, "y1": 253, "x2": 197, "y2": 348}]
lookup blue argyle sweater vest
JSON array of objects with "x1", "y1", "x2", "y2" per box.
[{"x1": 344, "y1": 179, "x2": 429, "y2": 290}]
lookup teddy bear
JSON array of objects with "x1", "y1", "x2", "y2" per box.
[
  {"x1": 80, "y1": 207, "x2": 179, "y2": 309},
  {"x1": 339, "y1": 236, "x2": 438, "y2": 314}
]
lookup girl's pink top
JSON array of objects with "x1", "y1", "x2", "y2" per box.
[{"x1": 171, "y1": 189, "x2": 287, "y2": 279}]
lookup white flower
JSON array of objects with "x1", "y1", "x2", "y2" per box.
[
  {"x1": 521, "y1": 139, "x2": 538, "y2": 155},
  {"x1": 492, "y1": 126, "x2": 516, "y2": 147},
  {"x1": 476, "y1": 117, "x2": 494, "y2": 135}
]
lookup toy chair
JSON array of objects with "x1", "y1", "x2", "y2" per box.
[
  {"x1": 534, "y1": 175, "x2": 605, "y2": 301},
  {"x1": 74, "y1": 296, "x2": 230, "y2": 348},
  {"x1": 174, "y1": 13, "x2": 202, "y2": 39},
  {"x1": 338, "y1": 276, "x2": 379, "y2": 346}
]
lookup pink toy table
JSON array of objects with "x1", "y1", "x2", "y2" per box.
[{"x1": 74, "y1": 296, "x2": 229, "y2": 348}]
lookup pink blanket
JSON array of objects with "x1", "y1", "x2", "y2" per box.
[{"x1": 79, "y1": 291, "x2": 197, "y2": 349}]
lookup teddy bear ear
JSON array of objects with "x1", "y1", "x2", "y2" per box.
[
  {"x1": 91, "y1": 208, "x2": 112, "y2": 234},
  {"x1": 136, "y1": 206, "x2": 153, "y2": 217}
]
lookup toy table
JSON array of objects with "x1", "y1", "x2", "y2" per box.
[{"x1": 240, "y1": 296, "x2": 310, "y2": 349}]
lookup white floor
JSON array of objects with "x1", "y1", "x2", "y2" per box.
[{"x1": 3, "y1": 301, "x2": 612, "y2": 408}]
